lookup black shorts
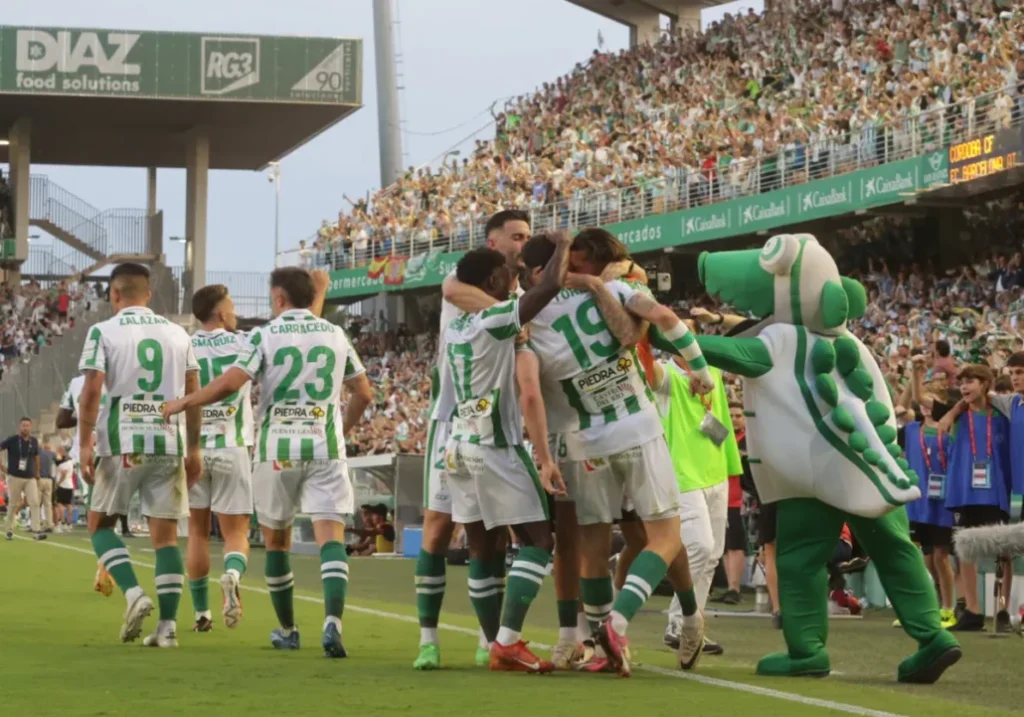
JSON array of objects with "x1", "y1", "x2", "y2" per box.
[
  {"x1": 56, "y1": 487, "x2": 74, "y2": 505},
  {"x1": 725, "y1": 507, "x2": 746, "y2": 551},
  {"x1": 910, "y1": 521, "x2": 953, "y2": 552},
  {"x1": 953, "y1": 505, "x2": 1008, "y2": 529},
  {"x1": 757, "y1": 502, "x2": 777, "y2": 546}
]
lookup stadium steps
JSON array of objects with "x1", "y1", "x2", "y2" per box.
[{"x1": 29, "y1": 175, "x2": 150, "y2": 272}]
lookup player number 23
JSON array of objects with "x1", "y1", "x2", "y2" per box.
[{"x1": 273, "y1": 346, "x2": 336, "y2": 401}]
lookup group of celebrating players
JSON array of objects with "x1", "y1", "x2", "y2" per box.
[{"x1": 63, "y1": 208, "x2": 721, "y2": 677}]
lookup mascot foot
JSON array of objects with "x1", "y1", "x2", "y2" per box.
[
  {"x1": 897, "y1": 632, "x2": 961, "y2": 684},
  {"x1": 756, "y1": 650, "x2": 831, "y2": 678}
]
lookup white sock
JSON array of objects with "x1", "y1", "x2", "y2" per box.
[
  {"x1": 196, "y1": 610, "x2": 212, "y2": 621},
  {"x1": 420, "y1": 627, "x2": 439, "y2": 646},
  {"x1": 576, "y1": 612, "x2": 592, "y2": 643},
  {"x1": 558, "y1": 627, "x2": 576, "y2": 644},
  {"x1": 610, "y1": 610, "x2": 629, "y2": 635},
  {"x1": 477, "y1": 627, "x2": 488, "y2": 650},
  {"x1": 227, "y1": 568, "x2": 241, "y2": 582},
  {"x1": 158, "y1": 619, "x2": 176, "y2": 634},
  {"x1": 681, "y1": 612, "x2": 702, "y2": 628},
  {"x1": 324, "y1": 615, "x2": 342, "y2": 632},
  {"x1": 495, "y1": 626, "x2": 520, "y2": 647},
  {"x1": 125, "y1": 585, "x2": 144, "y2": 606},
  {"x1": 279, "y1": 626, "x2": 295, "y2": 636}
]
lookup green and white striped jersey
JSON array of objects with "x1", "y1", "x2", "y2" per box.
[
  {"x1": 234, "y1": 309, "x2": 364, "y2": 462},
  {"x1": 525, "y1": 279, "x2": 661, "y2": 460},
  {"x1": 442, "y1": 299, "x2": 525, "y2": 448},
  {"x1": 59, "y1": 375, "x2": 107, "y2": 463},
  {"x1": 192, "y1": 328, "x2": 254, "y2": 449},
  {"x1": 78, "y1": 306, "x2": 198, "y2": 457}
]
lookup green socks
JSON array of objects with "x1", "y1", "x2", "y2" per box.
[
  {"x1": 154, "y1": 546, "x2": 185, "y2": 621},
  {"x1": 581, "y1": 576, "x2": 614, "y2": 631},
  {"x1": 677, "y1": 586, "x2": 698, "y2": 616},
  {"x1": 224, "y1": 551, "x2": 248, "y2": 580},
  {"x1": 265, "y1": 550, "x2": 295, "y2": 629},
  {"x1": 469, "y1": 558, "x2": 505, "y2": 643},
  {"x1": 189, "y1": 576, "x2": 210, "y2": 616},
  {"x1": 611, "y1": 550, "x2": 668, "y2": 634},
  {"x1": 320, "y1": 541, "x2": 349, "y2": 621},
  {"x1": 496, "y1": 546, "x2": 551, "y2": 645},
  {"x1": 91, "y1": 528, "x2": 139, "y2": 593},
  {"x1": 415, "y1": 550, "x2": 446, "y2": 630}
]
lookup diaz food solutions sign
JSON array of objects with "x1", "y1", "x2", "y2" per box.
[{"x1": 0, "y1": 26, "x2": 362, "y2": 104}]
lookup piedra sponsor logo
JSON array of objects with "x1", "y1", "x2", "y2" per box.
[
  {"x1": 123, "y1": 400, "x2": 164, "y2": 419},
  {"x1": 14, "y1": 30, "x2": 142, "y2": 94},
  {"x1": 616, "y1": 223, "x2": 663, "y2": 247},
  {"x1": 800, "y1": 186, "x2": 851, "y2": 213},
  {"x1": 741, "y1": 199, "x2": 788, "y2": 226},
  {"x1": 575, "y1": 356, "x2": 632, "y2": 392},
  {"x1": 861, "y1": 170, "x2": 915, "y2": 200},
  {"x1": 271, "y1": 404, "x2": 326, "y2": 421},
  {"x1": 202, "y1": 405, "x2": 237, "y2": 422},
  {"x1": 683, "y1": 211, "x2": 729, "y2": 237},
  {"x1": 201, "y1": 37, "x2": 260, "y2": 96}
]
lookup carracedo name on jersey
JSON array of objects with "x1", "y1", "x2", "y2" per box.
[
  {"x1": 575, "y1": 355, "x2": 634, "y2": 393},
  {"x1": 270, "y1": 404, "x2": 328, "y2": 422},
  {"x1": 202, "y1": 405, "x2": 237, "y2": 422},
  {"x1": 269, "y1": 321, "x2": 334, "y2": 335}
]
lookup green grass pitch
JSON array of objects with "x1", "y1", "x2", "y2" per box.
[{"x1": 3, "y1": 531, "x2": 1019, "y2": 717}]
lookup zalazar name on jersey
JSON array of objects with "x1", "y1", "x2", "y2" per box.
[
  {"x1": 191, "y1": 328, "x2": 254, "y2": 449},
  {"x1": 78, "y1": 306, "x2": 198, "y2": 456},
  {"x1": 526, "y1": 279, "x2": 660, "y2": 459},
  {"x1": 442, "y1": 299, "x2": 525, "y2": 447},
  {"x1": 234, "y1": 309, "x2": 365, "y2": 462}
]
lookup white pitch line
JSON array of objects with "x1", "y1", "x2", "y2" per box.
[{"x1": 23, "y1": 536, "x2": 905, "y2": 717}]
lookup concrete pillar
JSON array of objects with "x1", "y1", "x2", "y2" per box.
[
  {"x1": 185, "y1": 133, "x2": 209, "y2": 293},
  {"x1": 373, "y1": 0, "x2": 404, "y2": 187},
  {"x1": 8, "y1": 118, "x2": 31, "y2": 281},
  {"x1": 626, "y1": 7, "x2": 662, "y2": 47},
  {"x1": 146, "y1": 167, "x2": 164, "y2": 259}
]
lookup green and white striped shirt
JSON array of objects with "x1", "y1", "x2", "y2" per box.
[
  {"x1": 192, "y1": 329, "x2": 254, "y2": 449},
  {"x1": 442, "y1": 299, "x2": 525, "y2": 448},
  {"x1": 78, "y1": 307, "x2": 198, "y2": 457},
  {"x1": 235, "y1": 309, "x2": 364, "y2": 462}
]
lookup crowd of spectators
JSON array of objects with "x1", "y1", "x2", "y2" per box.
[
  {"x1": 299, "y1": 0, "x2": 1024, "y2": 269},
  {"x1": 0, "y1": 279, "x2": 98, "y2": 383},
  {"x1": 338, "y1": 192, "x2": 1024, "y2": 456}
]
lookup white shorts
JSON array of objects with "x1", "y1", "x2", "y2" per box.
[
  {"x1": 91, "y1": 455, "x2": 188, "y2": 520},
  {"x1": 252, "y1": 459, "x2": 353, "y2": 530},
  {"x1": 574, "y1": 437, "x2": 679, "y2": 526},
  {"x1": 424, "y1": 419, "x2": 452, "y2": 514},
  {"x1": 444, "y1": 440, "x2": 549, "y2": 530},
  {"x1": 188, "y1": 447, "x2": 253, "y2": 515}
]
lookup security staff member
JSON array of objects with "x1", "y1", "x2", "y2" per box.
[{"x1": 1, "y1": 417, "x2": 45, "y2": 540}]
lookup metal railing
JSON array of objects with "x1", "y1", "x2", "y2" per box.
[
  {"x1": 289, "y1": 86, "x2": 1021, "y2": 270},
  {"x1": 29, "y1": 175, "x2": 148, "y2": 265},
  {"x1": 0, "y1": 301, "x2": 110, "y2": 437},
  {"x1": 22, "y1": 244, "x2": 81, "y2": 277},
  {"x1": 169, "y1": 267, "x2": 272, "y2": 318}
]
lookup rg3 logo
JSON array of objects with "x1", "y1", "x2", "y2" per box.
[
  {"x1": 273, "y1": 460, "x2": 294, "y2": 471},
  {"x1": 583, "y1": 457, "x2": 607, "y2": 473},
  {"x1": 617, "y1": 357, "x2": 632, "y2": 372},
  {"x1": 475, "y1": 398, "x2": 490, "y2": 413},
  {"x1": 310, "y1": 407, "x2": 325, "y2": 419}
]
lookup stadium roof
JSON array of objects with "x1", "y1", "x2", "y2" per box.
[{"x1": 0, "y1": 27, "x2": 363, "y2": 170}]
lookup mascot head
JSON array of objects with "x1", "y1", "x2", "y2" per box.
[{"x1": 699, "y1": 233, "x2": 866, "y2": 335}]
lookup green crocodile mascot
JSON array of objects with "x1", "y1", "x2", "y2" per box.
[{"x1": 690, "y1": 233, "x2": 961, "y2": 683}]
